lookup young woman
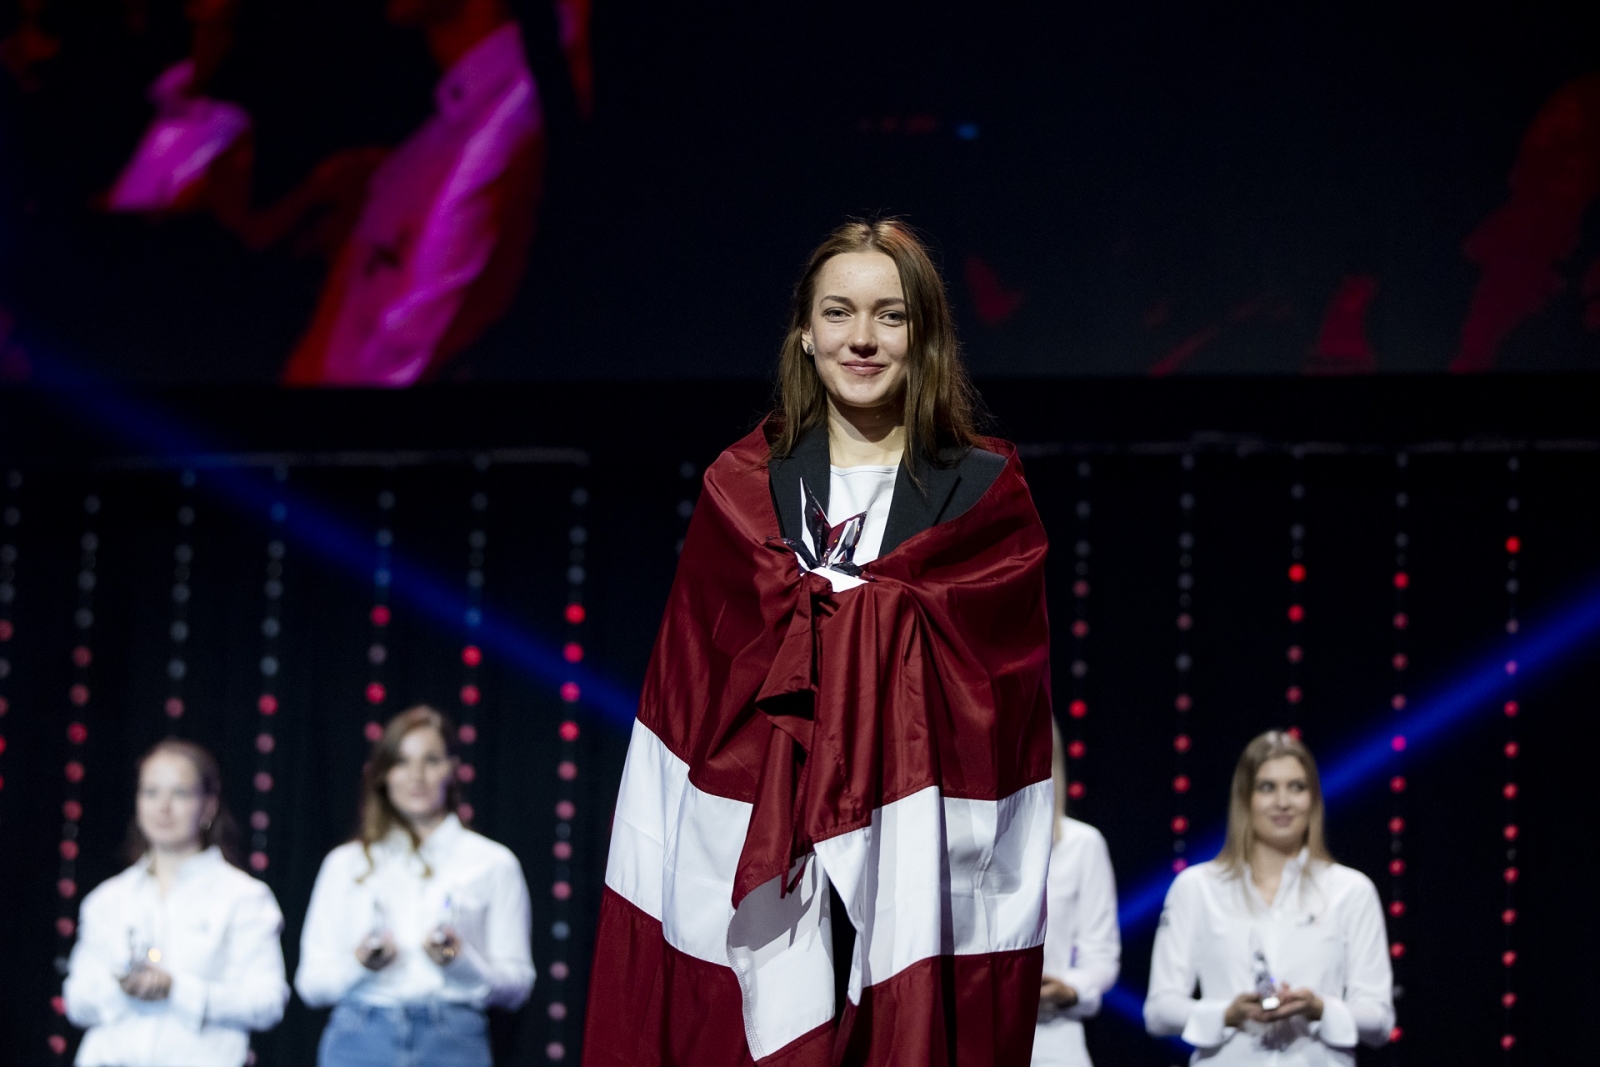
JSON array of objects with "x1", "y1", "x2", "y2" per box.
[
  {"x1": 1033, "y1": 720, "x2": 1120, "y2": 1067},
  {"x1": 1144, "y1": 731, "x2": 1394, "y2": 1066},
  {"x1": 296, "y1": 705, "x2": 534, "y2": 1067},
  {"x1": 584, "y1": 220, "x2": 1055, "y2": 1067},
  {"x1": 62, "y1": 739, "x2": 289, "y2": 1067}
]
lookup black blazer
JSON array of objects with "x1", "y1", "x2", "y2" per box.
[{"x1": 768, "y1": 423, "x2": 1006, "y2": 559}]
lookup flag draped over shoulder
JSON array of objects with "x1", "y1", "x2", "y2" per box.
[{"x1": 583, "y1": 424, "x2": 1054, "y2": 1067}]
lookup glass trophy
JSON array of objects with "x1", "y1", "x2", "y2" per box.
[
  {"x1": 1251, "y1": 948, "x2": 1280, "y2": 1012},
  {"x1": 357, "y1": 899, "x2": 391, "y2": 966}
]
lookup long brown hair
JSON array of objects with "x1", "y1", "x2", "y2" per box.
[
  {"x1": 123, "y1": 739, "x2": 242, "y2": 867},
  {"x1": 768, "y1": 219, "x2": 981, "y2": 471},
  {"x1": 1050, "y1": 715, "x2": 1068, "y2": 842},
  {"x1": 1216, "y1": 730, "x2": 1333, "y2": 878},
  {"x1": 356, "y1": 705, "x2": 462, "y2": 878}
]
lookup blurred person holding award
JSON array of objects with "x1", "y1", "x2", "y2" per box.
[{"x1": 1144, "y1": 731, "x2": 1394, "y2": 1065}]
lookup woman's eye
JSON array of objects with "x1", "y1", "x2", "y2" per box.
[
  {"x1": 823, "y1": 308, "x2": 847, "y2": 320},
  {"x1": 882, "y1": 312, "x2": 906, "y2": 325}
]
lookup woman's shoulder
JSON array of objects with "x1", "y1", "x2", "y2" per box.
[
  {"x1": 81, "y1": 862, "x2": 145, "y2": 909},
  {"x1": 315, "y1": 839, "x2": 370, "y2": 874},
  {"x1": 1312, "y1": 860, "x2": 1382, "y2": 900},
  {"x1": 1059, "y1": 815, "x2": 1109, "y2": 852},
  {"x1": 457, "y1": 826, "x2": 523, "y2": 870}
]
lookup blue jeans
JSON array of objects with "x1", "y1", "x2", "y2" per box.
[{"x1": 318, "y1": 1002, "x2": 492, "y2": 1067}]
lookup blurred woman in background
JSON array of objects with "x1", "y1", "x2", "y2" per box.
[
  {"x1": 296, "y1": 705, "x2": 533, "y2": 1067},
  {"x1": 63, "y1": 739, "x2": 288, "y2": 1067},
  {"x1": 1033, "y1": 719, "x2": 1120, "y2": 1066},
  {"x1": 1144, "y1": 730, "x2": 1394, "y2": 1066}
]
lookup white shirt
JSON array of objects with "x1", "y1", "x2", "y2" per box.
[
  {"x1": 295, "y1": 814, "x2": 534, "y2": 1011},
  {"x1": 108, "y1": 60, "x2": 251, "y2": 213},
  {"x1": 1144, "y1": 853, "x2": 1394, "y2": 1066},
  {"x1": 797, "y1": 464, "x2": 899, "y2": 591},
  {"x1": 62, "y1": 847, "x2": 289, "y2": 1067},
  {"x1": 313, "y1": 22, "x2": 542, "y2": 385},
  {"x1": 1034, "y1": 817, "x2": 1121, "y2": 1067}
]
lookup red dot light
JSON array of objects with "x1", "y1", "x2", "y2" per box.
[
  {"x1": 1390, "y1": 735, "x2": 1406, "y2": 752},
  {"x1": 1391, "y1": 653, "x2": 1408, "y2": 671},
  {"x1": 552, "y1": 881, "x2": 572, "y2": 900},
  {"x1": 250, "y1": 852, "x2": 268, "y2": 872},
  {"x1": 64, "y1": 761, "x2": 84, "y2": 782},
  {"x1": 1389, "y1": 1027, "x2": 1403, "y2": 1043},
  {"x1": 165, "y1": 697, "x2": 184, "y2": 719},
  {"x1": 459, "y1": 684, "x2": 480, "y2": 706},
  {"x1": 66, "y1": 722, "x2": 89, "y2": 747},
  {"x1": 563, "y1": 642, "x2": 584, "y2": 663},
  {"x1": 555, "y1": 800, "x2": 576, "y2": 819},
  {"x1": 457, "y1": 763, "x2": 476, "y2": 783},
  {"x1": 1504, "y1": 866, "x2": 1519, "y2": 883},
  {"x1": 1389, "y1": 859, "x2": 1405, "y2": 876},
  {"x1": 1392, "y1": 612, "x2": 1408, "y2": 630},
  {"x1": 1502, "y1": 950, "x2": 1517, "y2": 967},
  {"x1": 1068, "y1": 740, "x2": 1086, "y2": 758},
  {"x1": 458, "y1": 802, "x2": 475, "y2": 823},
  {"x1": 1503, "y1": 782, "x2": 1518, "y2": 799},
  {"x1": 63, "y1": 800, "x2": 81, "y2": 820},
  {"x1": 1389, "y1": 942, "x2": 1405, "y2": 958},
  {"x1": 1285, "y1": 686, "x2": 1303, "y2": 705},
  {"x1": 59, "y1": 840, "x2": 78, "y2": 860},
  {"x1": 1389, "y1": 816, "x2": 1405, "y2": 834},
  {"x1": 56, "y1": 879, "x2": 76, "y2": 899},
  {"x1": 1172, "y1": 858, "x2": 1188, "y2": 873},
  {"x1": 1287, "y1": 604, "x2": 1305, "y2": 623},
  {"x1": 1172, "y1": 774, "x2": 1191, "y2": 793},
  {"x1": 1173, "y1": 734, "x2": 1190, "y2": 753},
  {"x1": 364, "y1": 721, "x2": 383, "y2": 742},
  {"x1": 0, "y1": 619, "x2": 11, "y2": 641},
  {"x1": 71, "y1": 646, "x2": 91, "y2": 668},
  {"x1": 1502, "y1": 992, "x2": 1516, "y2": 1008},
  {"x1": 461, "y1": 645, "x2": 482, "y2": 667},
  {"x1": 1504, "y1": 742, "x2": 1519, "y2": 758},
  {"x1": 1502, "y1": 908, "x2": 1517, "y2": 925},
  {"x1": 1285, "y1": 726, "x2": 1302, "y2": 740},
  {"x1": 1388, "y1": 900, "x2": 1405, "y2": 918},
  {"x1": 0, "y1": 695, "x2": 7, "y2": 716},
  {"x1": 254, "y1": 772, "x2": 274, "y2": 792},
  {"x1": 1073, "y1": 580, "x2": 1089, "y2": 598},
  {"x1": 365, "y1": 682, "x2": 386, "y2": 705},
  {"x1": 1287, "y1": 645, "x2": 1303, "y2": 663},
  {"x1": 1501, "y1": 1035, "x2": 1516, "y2": 1051},
  {"x1": 1392, "y1": 571, "x2": 1409, "y2": 589},
  {"x1": 1069, "y1": 698, "x2": 1088, "y2": 718},
  {"x1": 564, "y1": 603, "x2": 586, "y2": 625},
  {"x1": 1504, "y1": 824, "x2": 1518, "y2": 840},
  {"x1": 255, "y1": 733, "x2": 275, "y2": 754},
  {"x1": 1391, "y1": 694, "x2": 1407, "y2": 710},
  {"x1": 1067, "y1": 781, "x2": 1086, "y2": 799},
  {"x1": 1288, "y1": 563, "x2": 1306, "y2": 583},
  {"x1": 1171, "y1": 816, "x2": 1189, "y2": 834},
  {"x1": 1072, "y1": 619, "x2": 1089, "y2": 638},
  {"x1": 558, "y1": 760, "x2": 578, "y2": 780},
  {"x1": 49, "y1": 1035, "x2": 67, "y2": 1055},
  {"x1": 560, "y1": 682, "x2": 581, "y2": 703},
  {"x1": 1505, "y1": 536, "x2": 1520, "y2": 554},
  {"x1": 371, "y1": 605, "x2": 391, "y2": 626},
  {"x1": 458, "y1": 724, "x2": 478, "y2": 744},
  {"x1": 68, "y1": 684, "x2": 89, "y2": 706},
  {"x1": 258, "y1": 694, "x2": 278, "y2": 715},
  {"x1": 54, "y1": 919, "x2": 73, "y2": 939},
  {"x1": 1504, "y1": 700, "x2": 1519, "y2": 717},
  {"x1": 1390, "y1": 775, "x2": 1406, "y2": 793},
  {"x1": 553, "y1": 841, "x2": 573, "y2": 860}
]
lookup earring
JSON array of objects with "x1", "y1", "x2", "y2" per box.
[{"x1": 803, "y1": 343, "x2": 814, "y2": 356}]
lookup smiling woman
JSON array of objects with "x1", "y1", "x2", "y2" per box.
[
  {"x1": 1144, "y1": 731, "x2": 1396, "y2": 1067},
  {"x1": 583, "y1": 221, "x2": 1056, "y2": 1067}
]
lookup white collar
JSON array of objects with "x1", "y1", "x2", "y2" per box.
[{"x1": 136, "y1": 844, "x2": 225, "y2": 884}]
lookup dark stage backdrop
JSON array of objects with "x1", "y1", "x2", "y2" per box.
[{"x1": 1, "y1": 376, "x2": 1598, "y2": 1066}]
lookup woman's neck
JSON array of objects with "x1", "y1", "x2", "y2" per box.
[
  {"x1": 826, "y1": 398, "x2": 906, "y2": 467},
  {"x1": 1247, "y1": 839, "x2": 1299, "y2": 903},
  {"x1": 406, "y1": 810, "x2": 450, "y2": 843},
  {"x1": 149, "y1": 842, "x2": 203, "y2": 895}
]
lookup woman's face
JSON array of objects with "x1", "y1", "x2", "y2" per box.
[
  {"x1": 1250, "y1": 755, "x2": 1313, "y2": 853},
  {"x1": 136, "y1": 752, "x2": 216, "y2": 853},
  {"x1": 385, "y1": 726, "x2": 456, "y2": 825},
  {"x1": 801, "y1": 252, "x2": 911, "y2": 418}
]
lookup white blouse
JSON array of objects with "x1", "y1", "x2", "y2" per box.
[
  {"x1": 1144, "y1": 852, "x2": 1394, "y2": 1066},
  {"x1": 62, "y1": 847, "x2": 289, "y2": 1067},
  {"x1": 1033, "y1": 816, "x2": 1121, "y2": 1067},
  {"x1": 294, "y1": 814, "x2": 534, "y2": 1011}
]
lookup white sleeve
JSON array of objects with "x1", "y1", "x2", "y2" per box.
[
  {"x1": 1058, "y1": 829, "x2": 1120, "y2": 1020},
  {"x1": 167, "y1": 880, "x2": 290, "y2": 1032},
  {"x1": 62, "y1": 884, "x2": 133, "y2": 1029},
  {"x1": 445, "y1": 853, "x2": 535, "y2": 1009},
  {"x1": 1313, "y1": 875, "x2": 1394, "y2": 1049},
  {"x1": 294, "y1": 851, "x2": 369, "y2": 1008},
  {"x1": 352, "y1": 101, "x2": 539, "y2": 380},
  {"x1": 1144, "y1": 873, "x2": 1234, "y2": 1048}
]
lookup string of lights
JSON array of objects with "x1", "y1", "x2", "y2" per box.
[
  {"x1": 50, "y1": 491, "x2": 101, "y2": 1060},
  {"x1": 1065, "y1": 459, "x2": 1091, "y2": 808},
  {"x1": 1286, "y1": 453, "x2": 1308, "y2": 734},
  {"x1": 1387, "y1": 452, "x2": 1411, "y2": 1053},
  {"x1": 364, "y1": 485, "x2": 396, "y2": 742},
  {"x1": 0, "y1": 469, "x2": 20, "y2": 810},
  {"x1": 164, "y1": 471, "x2": 197, "y2": 725},
  {"x1": 1171, "y1": 454, "x2": 1195, "y2": 874},
  {"x1": 1500, "y1": 456, "x2": 1522, "y2": 1057},
  {"x1": 456, "y1": 458, "x2": 491, "y2": 825},
  {"x1": 545, "y1": 478, "x2": 590, "y2": 1063},
  {"x1": 250, "y1": 471, "x2": 289, "y2": 873}
]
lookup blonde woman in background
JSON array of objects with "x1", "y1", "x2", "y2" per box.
[
  {"x1": 296, "y1": 705, "x2": 533, "y2": 1067},
  {"x1": 1144, "y1": 730, "x2": 1394, "y2": 1066},
  {"x1": 1033, "y1": 719, "x2": 1121, "y2": 1067},
  {"x1": 63, "y1": 739, "x2": 288, "y2": 1066}
]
